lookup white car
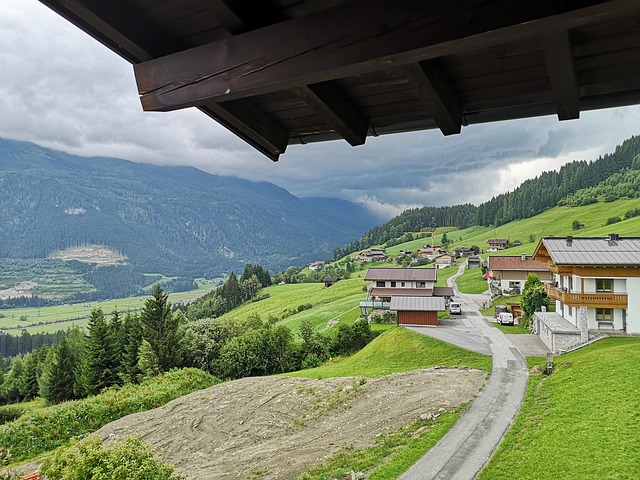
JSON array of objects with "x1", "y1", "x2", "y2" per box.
[
  {"x1": 497, "y1": 312, "x2": 514, "y2": 325},
  {"x1": 449, "y1": 302, "x2": 462, "y2": 315}
]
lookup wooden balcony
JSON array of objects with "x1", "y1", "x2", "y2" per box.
[{"x1": 544, "y1": 284, "x2": 628, "y2": 309}]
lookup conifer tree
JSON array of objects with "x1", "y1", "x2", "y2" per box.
[
  {"x1": 140, "y1": 284, "x2": 180, "y2": 371},
  {"x1": 137, "y1": 340, "x2": 161, "y2": 378},
  {"x1": 120, "y1": 313, "x2": 143, "y2": 383},
  {"x1": 44, "y1": 338, "x2": 80, "y2": 404},
  {"x1": 84, "y1": 308, "x2": 118, "y2": 395}
]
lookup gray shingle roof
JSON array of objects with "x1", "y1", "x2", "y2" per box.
[
  {"x1": 390, "y1": 296, "x2": 446, "y2": 312},
  {"x1": 542, "y1": 237, "x2": 640, "y2": 265},
  {"x1": 364, "y1": 268, "x2": 437, "y2": 282}
]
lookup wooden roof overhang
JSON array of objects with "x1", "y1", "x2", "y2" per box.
[{"x1": 38, "y1": 0, "x2": 640, "y2": 161}]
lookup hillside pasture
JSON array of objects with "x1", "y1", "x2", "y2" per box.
[{"x1": 479, "y1": 338, "x2": 640, "y2": 480}]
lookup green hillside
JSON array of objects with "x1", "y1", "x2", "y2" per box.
[{"x1": 479, "y1": 338, "x2": 640, "y2": 480}]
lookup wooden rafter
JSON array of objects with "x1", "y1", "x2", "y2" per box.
[
  {"x1": 293, "y1": 83, "x2": 368, "y2": 146},
  {"x1": 544, "y1": 28, "x2": 581, "y2": 120},
  {"x1": 133, "y1": 0, "x2": 628, "y2": 112},
  {"x1": 403, "y1": 60, "x2": 462, "y2": 135}
]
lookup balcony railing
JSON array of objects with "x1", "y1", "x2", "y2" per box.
[{"x1": 544, "y1": 284, "x2": 628, "y2": 308}]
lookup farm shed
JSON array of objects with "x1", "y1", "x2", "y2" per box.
[{"x1": 390, "y1": 296, "x2": 446, "y2": 326}]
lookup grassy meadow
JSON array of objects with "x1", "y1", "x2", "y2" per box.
[
  {"x1": 0, "y1": 288, "x2": 209, "y2": 334},
  {"x1": 479, "y1": 338, "x2": 640, "y2": 480}
]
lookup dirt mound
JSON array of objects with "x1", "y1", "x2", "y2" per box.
[{"x1": 97, "y1": 367, "x2": 486, "y2": 479}]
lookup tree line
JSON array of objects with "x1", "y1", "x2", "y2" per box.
[
  {"x1": 0, "y1": 282, "x2": 375, "y2": 406},
  {"x1": 335, "y1": 134, "x2": 640, "y2": 259}
]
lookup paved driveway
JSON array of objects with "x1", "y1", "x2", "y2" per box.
[{"x1": 399, "y1": 261, "x2": 530, "y2": 480}]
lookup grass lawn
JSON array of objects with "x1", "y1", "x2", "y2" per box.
[
  {"x1": 479, "y1": 337, "x2": 640, "y2": 480},
  {"x1": 455, "y1": 267, "x2": 488, "y2": 294},
  {"x1": 435, "y1": 265, "x2": 458, "y2": 287},
  {"x1": 287, "y1": 326, "x2": 492, "y2": 379}
]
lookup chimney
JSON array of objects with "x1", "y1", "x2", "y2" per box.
[
  {"x1": 566, "y1": 236, "x2": 573, "y2": 246},
  {"x1": 608, "y1": 233, "x2": 620, "y2": 241},
  {"x1": 521, "y1": 254, "x2": 527, "y2": 261}
]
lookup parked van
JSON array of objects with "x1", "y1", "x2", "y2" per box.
[
  {"x1": 497, "y1": 312, "x2": 514, "y2": 325},
  {"x1": 449, "y1": 302, "x2": 462, "y2": 315}
]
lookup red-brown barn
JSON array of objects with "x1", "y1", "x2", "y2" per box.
[{"x1": 390, "y1": 296, "x2": 446, "y2": 326}]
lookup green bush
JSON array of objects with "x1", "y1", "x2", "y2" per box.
[
  {"x1": 41, "y1": 435, "x2": 183, "y2": 480},
  {"x1": 0, "y1": 405, "x2": 24, "y2": 426},
  {"x1": 0, "y1": 369, "x2": 217, "y2": 464},
  {"x1": 605, "y1": 216, "x2": 622, "y2": 225}
]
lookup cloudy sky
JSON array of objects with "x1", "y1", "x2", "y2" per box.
[{"x1": 2, "y1": 0, "x2": 640, "y2": 219}]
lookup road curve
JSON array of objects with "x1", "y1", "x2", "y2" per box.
[{"x1": 400, "y1": 263, "x2": 529, "y2": 480}]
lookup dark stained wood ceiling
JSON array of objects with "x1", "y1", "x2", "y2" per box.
[{"x1": 38, "y1": 0, "x2": 640, "y2": 161}]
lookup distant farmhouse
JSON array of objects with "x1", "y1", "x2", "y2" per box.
[
  {"x1": 308, "y1": 261, "x2": 325, "y2": 271},
  {"x1": 486, "y1": 239, "x2": 508, "y2": 251},
  {"x1": 361, "y1": 268, "x2": 454, "y2": 326},
  {"x1": 532, "y1": 234, "x2": 640, "y2": 353},
  {"x1": 356, "y1": 248, "x2": 388, "y2": 263}
]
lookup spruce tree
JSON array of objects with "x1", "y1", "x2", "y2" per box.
[
  {"x1": 45, "y1": 338, "x2": 79, "y2": 404},
  {"x1": 120, "y1": 313, "x2": 143, "y2": 383},
  {"x1": 140, "y1": 284, "x2": 180, "y2": 372},
  {"x1": 84, "y1": 308, "x2": 117, "y2": 395}
]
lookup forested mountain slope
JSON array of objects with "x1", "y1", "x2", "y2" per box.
[
  {"x1": 337, "y1": 134, "x2": 640, "y2": 258},
  {"x1": 0, "y1": 138, "x2": 364, "y2": 276}
]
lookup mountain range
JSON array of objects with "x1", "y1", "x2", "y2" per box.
[{"x1": 0, "y1": 138, "x2": 371, "y2": 277}]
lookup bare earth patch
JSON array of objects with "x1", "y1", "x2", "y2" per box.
[
  {"x1": 49, "y1": 245, "x2": 126, "y2": 265},
  {"x1": 97, "y1": 368, "x2": 486, "y2": 479},
  {"x1": 0, "y1": 281, "x2": 38, "y2": 300}
]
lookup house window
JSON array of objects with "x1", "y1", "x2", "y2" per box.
[
  {"x1": 596, "y1": 308, "x2": 613, "y2": 322},
  {"x1": 401, "y1": 282, "x2": 406, "y2": 287},
  {"x1": 596, "y1": 279, "x2": 613, "y2": 292},
  {"x1": 391, "y1": 281, "x2": 396, "y2": 287},
  {"x1": 376, "y1": 281, "x2": 385, "y2": 287},
  {"x1": 508, "y1": 281, "x2": 520, "y2": 290},
  {"x1": 416, "y1": 282, "x2": 426, "y2": 288}
]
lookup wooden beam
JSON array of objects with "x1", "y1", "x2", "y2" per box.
[
  {"x1": 38, "y1": 0, "x2": 180, "y2": 62},
  {"x1": 544, "y1": 28, "x2": 581, "y2": 120},
  {"x1": 133, "y1": 0, "x2": 631, "y2": 112},
  {"x1": 404, "y1": 60, "x2": 462, "y2": 135},
  {"x1": 199, "y1": 100, "x2": 289, "y2": 161},
  {"x1": 293, "y1": 83, "x2": 368, "y2": 146}
]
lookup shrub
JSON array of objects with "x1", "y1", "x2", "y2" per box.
[
  {"x1": 0, "y1": 369, "x2": 218, "y2": 464},
  {"x1": 605, "y1": 216, "x2": 622, "y2": 225},
  {"x1": 0, "y1": 405, "x2": 24, "y2": 426},
  {"x1": 41, "y1": 436, "x2": 183, "y2": 480}
]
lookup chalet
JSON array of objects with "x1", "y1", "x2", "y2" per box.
[
  {"x1": 467, "y1": 255, "x2": 482, "y2": 270},
  {"x1": 356, "y1": 248, "x2": 388, "y2": 263},
  {"x1": 454, "y1": 246, "x2": 474, "y2": 258},
  {"x1": 417, "y1": 245, "x2": 441, "y2": 258},
  {"x1": 486, "y1": 239, "x2": 508, "y2": 251},
  {"x1": 435, "y1": 253, "x2": 455, "y2": 268},
  {"x1": 399, "y1": 250, "x2": 414, "y2": 256},
  {"x1": 487, "y1": 255, "x2": 552, "y2": 294},
  {"x1": 360, "y1": 267, "x2": 454, "y2": 326},
  {"x1": 532, "y1": 234, "x2": 640, "y2": 352}
]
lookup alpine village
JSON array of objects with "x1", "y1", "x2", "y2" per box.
[{"x1": 3, "y1": 2, "x2": 640, "y2": 480}]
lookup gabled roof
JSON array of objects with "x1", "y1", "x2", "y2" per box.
[
  {"x1": 38, "y1": 0, "x2": 640, "y2": 161},
  {"x1": 365, "y1": 268, "x2": 437, "y2": 282},
  {"x1": 487, "y1": 239, "x2": 508, "y2": 244},
  {"x1": 534, "y1": 236, "x2": 640, "y2": 266},
  {"x1": 390, "y1": 296, "x2": 446, "y2": 312},
  {"x1": 488, "y1": 255, "x2": 550, "y2": 272}
]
